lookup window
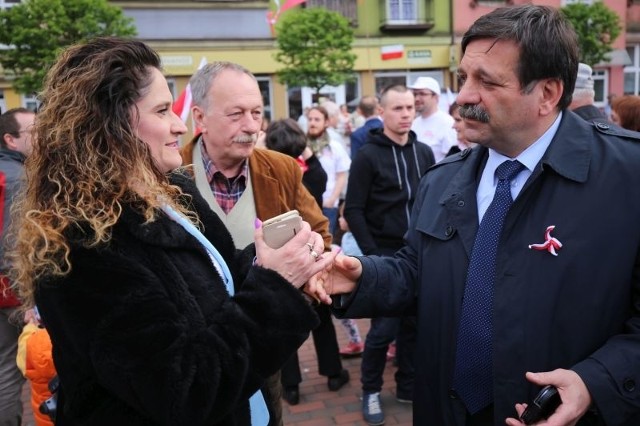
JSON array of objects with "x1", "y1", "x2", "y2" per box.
[
  {"x1": 592, "y1": 69, "x2": 607, "y2": 108},
  {"x1": 624, "y1": 45, "x2": 640, "y2": 95},
  {"x1": 287, "y1": 76, "x2": 360, "y2": 120},
  {"x1": 256, "y1": 76, "x2": 273, "y2": 121},
  {"x1": 0, "y1": 90, "x2": 5, "y2": 114},
  {"x1": 387, "y1": 0, "x2": 418, "y2": 24},
  {"x1": 374, "y1": 70, "x2": 455, "y2": 111},
  {"x1": 307, "y1": 0, "x2": 357, "y2": 25},
  {"x1": 0, "y1": 0, "x2": 21, "y2": 9},
  {"x1": 375, "y1": 71, "x2": 448, "y2": 95},
  {"x1": 22, "y1": 93, "x2": 39, "y2": 112}
]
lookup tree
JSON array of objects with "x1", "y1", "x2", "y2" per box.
[
  {"x1": 0, "y1": 0, "x2": 137, "y2": 94},
  {"x1": 561, "y1": 1, "x2": 621, "y2": 67},
  {"x1": 274, "y1": 7, "x2": 356, "y2": 94}
]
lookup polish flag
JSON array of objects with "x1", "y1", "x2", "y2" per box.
[
  {"x1": 172, "y1": 57, "x2": 208, "y2": 123},
  {"x1": 381, "y1": 44, "x2": 404, "y2": 61}
]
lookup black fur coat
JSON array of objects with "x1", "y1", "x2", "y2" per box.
[{"x1": 35, "y1": 173, "x2": 319, "y2": 425}]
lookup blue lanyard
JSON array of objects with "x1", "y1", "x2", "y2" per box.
[
  {"x1": 161, "y1": 204, "x2": 234, "y2": 295},
  {"x1": 161, "y1": 204, "x2": 268, "y2": 425}
]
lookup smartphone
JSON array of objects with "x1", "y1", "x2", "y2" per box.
[
  {"x1": 520, "y1": 385, "x2": 562, "y2": 425},
  {"x1": 262, "y1": 210, "x2": 302, "y2": 249}
]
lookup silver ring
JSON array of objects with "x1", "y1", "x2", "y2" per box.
[
  {"x1": 305, "y1": 242, "x2": 314, "y2": 252},
  {"x1": 310, "y1": 250, "x2": 319, "y2": 259}
]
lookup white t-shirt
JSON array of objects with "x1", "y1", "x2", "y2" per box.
[
  {"x1": 411, "y1": 110, "x2": 457, "y2": 162},
  {"x1": 318, "y1": 139, "x2": 351, "y2": 207}
]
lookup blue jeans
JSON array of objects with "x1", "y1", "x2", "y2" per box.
[{"x1": 322, "y1": 207, "x2": 338, "y2": 237}]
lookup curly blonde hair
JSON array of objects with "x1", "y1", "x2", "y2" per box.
[{"x1": 10, "y1": 37, "x2": 196, "y2": 309}]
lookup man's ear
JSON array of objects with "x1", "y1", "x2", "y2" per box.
[
  {"x1": 191, "y1": 106, "x2": 206, "y2": 133},
  {"x1": 539, "y1": 78, "x2": 564, "y2": 117},
  {"x1": 3, "y1": 133, "x2": 17, "y2": 151}
]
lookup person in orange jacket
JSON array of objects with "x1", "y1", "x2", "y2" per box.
[{"x1": 16, "y1": 308, "x2": 55, "y2": 426}]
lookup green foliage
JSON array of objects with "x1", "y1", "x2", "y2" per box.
[
  {"x1": 0, "y1": 0, "x2": 137, "y2": 94},
  {"x1": 561, "y1": 1, "x2": 621, "y2": 67},
  {"x1": 275, "y1": 7, "x2": 356, "y2": 93}
]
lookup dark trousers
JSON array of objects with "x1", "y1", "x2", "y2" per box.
[
  {"x1": 360, "y1": 315, "x2": 415, "y2": 398},
  {"x1": 360, "y1": 244, "x2": 415, "y2": 398},
  {"x1": 280, "y1": 304, "x2": 342, "y2": 387}
]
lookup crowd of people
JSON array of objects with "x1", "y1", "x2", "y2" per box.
[{"x1": 2, "y1": 4, "x2": 640, "y2": 426}]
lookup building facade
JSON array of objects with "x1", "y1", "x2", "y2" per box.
[
  {"x1": 115, "y1": 0, "x2": 458, "y2": 130},
  {"x1": 0, "y1": 0, "x2": 632, "y2": 125},
  {"x1": 1, "y1": 0, "x2": 458, "y2": 127}
]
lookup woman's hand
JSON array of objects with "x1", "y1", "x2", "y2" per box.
[
  {"x1": 254, "y1": 218, "x2": 336, "y2": 288},
  {"x1": 306, "y1": 252, "x2": 362, "y2": 304}
]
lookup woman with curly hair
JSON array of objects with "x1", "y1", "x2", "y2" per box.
[{"x1": 10, "y1": 37, "x2": 333, "y2": 426}]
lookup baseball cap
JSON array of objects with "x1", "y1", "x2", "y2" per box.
[
  {"x1": 574, "y1": 63, "x2": 594, "y2": 91},
  {"x1": 408, "y1": 76, "x2": 441, "y2": 95}
]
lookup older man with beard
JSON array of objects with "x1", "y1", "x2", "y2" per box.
[{"x1": 181, "y1": 62, "x2": 349, "y2": 420}]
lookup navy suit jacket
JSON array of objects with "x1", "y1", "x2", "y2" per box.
[
  {"x1": 349, "y1": 117, "x2": 383, "y2": 160},
  {"x1": 337, "y1": 111, "x2": 640, "y2": 425}
]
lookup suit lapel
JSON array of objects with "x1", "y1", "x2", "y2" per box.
[{"x1": 440, "y1": 149, "x2": 487, "y2": 257}]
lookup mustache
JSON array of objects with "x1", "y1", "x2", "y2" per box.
[
  {"x1": 233, "y1": 134, "x2": 257, "y2": 144},
  {"x1": 458, "y1": 104, "x2": 490, "y2": 123}
]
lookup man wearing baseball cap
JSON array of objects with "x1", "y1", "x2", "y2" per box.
[
  {"x1": 569, "y1": 63, "x2": 608, "y2": 122},
  {"x1": 409, "y1": 76, "x2": 457, "y2": 162}
]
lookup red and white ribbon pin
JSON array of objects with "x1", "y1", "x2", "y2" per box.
[{"x1": 528, "y1": 225, "x2": 562, "y2": 256}]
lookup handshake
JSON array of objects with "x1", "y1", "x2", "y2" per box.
[{"x1": 256, "y1": 210, "x2": 361, "y2": 300}]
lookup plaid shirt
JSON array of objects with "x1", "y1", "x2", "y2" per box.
[{"x1": 200, "y1": 142, "x2": 248, "y2": 214}]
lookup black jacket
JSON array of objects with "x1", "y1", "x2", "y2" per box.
[
  {"x1": 573, "y1": 104, "x2": 608, "y2": 123},
  {"x1": 337, "y1": 112, "x2": 640, "y2": 425},
  {"x1": 344, "y1": 128, "x2": 435, "y2": 255},
  {"x1": 302, "y1": 154, "x2": 327, "y2": 209},
  {"x1": 35, "y1": 172, "x2": 319, "y2": 426}
]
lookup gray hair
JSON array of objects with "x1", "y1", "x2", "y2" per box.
[
  {"x1": 320, "y1": 100, "x2": 340, "y2": 118},
  {"x1": 572, "y1": 87, "x2": 595, "y2": 101},
  {"x1": 189, "y1": 61, "x2": 257, "y2": 112}
]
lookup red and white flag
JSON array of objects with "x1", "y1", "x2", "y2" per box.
[
  {"x1": 172, "y1": 56, "x2": 208, "y2": 123},
  {"x1": 381, "y1": 44, "x2": 404, "y2": 61},
  {"x1": 280, "y1": 0, "x2": 306, "y2": 13},
  {"x1": 266, "y1": 0, "x2": 307, "y2": 35}
]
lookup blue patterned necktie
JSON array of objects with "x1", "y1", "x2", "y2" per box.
[{"x1": 453, "y1": 160, "x2": 525, "y2": 414}]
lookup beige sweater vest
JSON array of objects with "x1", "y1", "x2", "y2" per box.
[{"x1": 192, "y1": 141, "x2": 257, "y2": 249}]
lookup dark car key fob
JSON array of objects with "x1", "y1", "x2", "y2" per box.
[{"x1": 520, "y1": 385, "x2": 562, "y2": 425}]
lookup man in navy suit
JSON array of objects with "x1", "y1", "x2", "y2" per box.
[
  {"x1": 315, "y1": 5, "x2": 640, "y2": 426},
  {"x1": 349, "y1": 95, "x2": 382, "y2": 161}
]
